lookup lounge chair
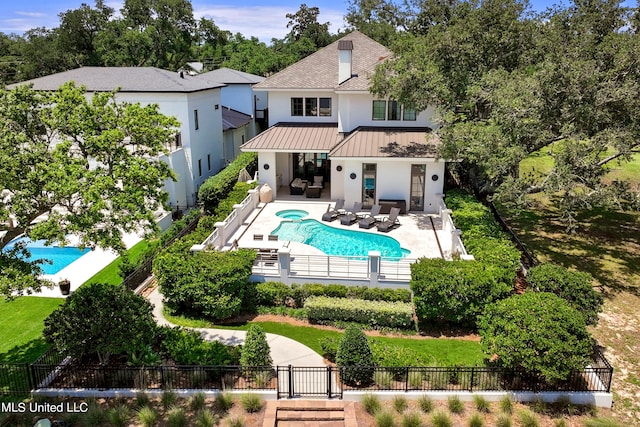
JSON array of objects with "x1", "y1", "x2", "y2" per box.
[
  {"x1": 322, "y1": 199, "x2": 345, "y2": 222},
  {"x1": 340, "y1": 202, "x2": 363, "y2": 225},
  {"x1": 358, "y1": 204, "x2": 383, "y2": 229},
  {"x1": 376, "y1": 207, "x2": 401, "y2": 232},
  {"x1": 268, "y1": 234, "x2": 278, "y2": 241}
]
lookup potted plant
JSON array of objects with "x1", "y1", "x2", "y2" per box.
[{"x1": 58, "y1": 279, "x2": 71, "y2": 295}]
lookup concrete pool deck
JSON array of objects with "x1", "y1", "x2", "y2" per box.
[
  {"x1": 228, "y1": 200, "x2": 448, "y2": 260},
  {"x1": 30, "y1": 232, "x2": 143, "y2": 298}
]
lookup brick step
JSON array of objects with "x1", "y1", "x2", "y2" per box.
[
  {"x1": 277, "y1": 421, "x2": 344, "y2": 427},
  {"x1": 277, "y1": 409, "x2": 344, "y2": 421},
  {"x1": 275, "y1": 401, "x2": 345, "y2": 410}
]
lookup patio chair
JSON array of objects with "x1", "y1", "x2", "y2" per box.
[
  {"x1": 376, "y1": 207, "x2": 401, "y2": 232},
  {"x1": 268, "y1": 234, "x2": 279, "y2": 241},
  {"x1": 340, "y1": 202, "x2": 363, "y2": 225},
  {"x1": 322, "y1": 199, "x2": 345, "y2": 222},
  {"x1": 253, "y1": 234, "x2": 263, "y2": 240},
  {"x1": 358, "y1": 204, "x2": 382, "y2": 229}
]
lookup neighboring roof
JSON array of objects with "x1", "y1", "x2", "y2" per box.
[
  {"x1": 222, "y1": 106, "x2": 252, "y2": 131},
  {"x1": 330, "y1": 127, "x2": 440, "y2": 158},
  {"x1": 199, "y1": 67, "x2": 265, "y2": 85},
  {"x1": 253, "y1": 31, "x2": 390, "y2": 91},
  {"x1": 9, "y1": 67, "x2": 225, "y2": 93},
  {"x1": 240, "y1": 123, "x2": 340, "y2": 152}
]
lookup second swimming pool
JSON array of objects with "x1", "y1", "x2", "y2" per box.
[{"x1": 271, "y1": 219, "x2": 410, "y2": 259}]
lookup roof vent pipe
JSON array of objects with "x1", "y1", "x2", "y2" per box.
[
  {"x1": 338, "y1": 40, "x2": 353, "y2": 84},
  {"x1": 179, "y1": 70, "x2": 184, "y2": 78}
]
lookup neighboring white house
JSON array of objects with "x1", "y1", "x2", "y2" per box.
[
  {"x1": 11, "y1": 67, "x2": 228, "y2": 209},
  {"x1": 197, "y1": 67, "x2": 268, "y2": 165},
  {"x1": 240, "y1": 31, "x2": 445, "y2": 213}
]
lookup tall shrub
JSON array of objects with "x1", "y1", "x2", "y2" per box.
[
  {"x1": 198, "y1": 152, "x2": 257, "y2": 213},
  {"x1": 411, "y1": 258, "x2": 512, "y2": 326},
  {"x1": 478, "y1": 292, "x2": 593, "y2": 384},
  {"x1": 336, "y1": 326, "x2": 375, "y2": 386},
  {"x1": 43, "y1": 283, "x2": 157, "y2": 364},
  {"x1": 154, "y1": 247, "x2": 256, "y2": 321},
  {"x1": 240, "y1": 325, "x2": 272, "y2": 367},
  {"x1": 526, "y1": 263, "x2": 603, "y2": 325}
]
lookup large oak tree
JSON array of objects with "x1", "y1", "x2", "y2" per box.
[
  {"x1": 0, "y1": 82, "x2": 178, "y2": 299},
  {"x1": 367, "y1": 0, "x2": 640, "y2": 225}
]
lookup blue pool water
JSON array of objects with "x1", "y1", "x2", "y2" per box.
[
  {"x1": 276, "y1": 209, "x2": 309, "y2": 220},
  {"x1": 271, "y1": 219, "x2": 410, "y2": 258},
  {"x1": 4, "y1": 237, "x2": 91, "y2": 275}
]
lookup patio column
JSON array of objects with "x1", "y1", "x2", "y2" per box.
[
  {"x1": 442, "y1": 209, "x2": 453, "y2": 232},
  {"x1": 248, "y1": 188, "x2": 259, "y2": 208},
  {"x1": 436, "y1": 193, "x2": 445, "y2": 216},
  {"x1": 278, "y1": 247, "x2": 291, "y2": 284},
  {"x1": 214, "y1": 222, "x2": 226, "y2": 249},
  {"x1": 368, "y1": 251, "x2": 381, "y2": 287},
  {"x1": 451, "y1": 229, "x2": 462, "y2": 257}
]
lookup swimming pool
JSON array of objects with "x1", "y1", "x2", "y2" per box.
[
  {"x1": 4, "y1": 237, "x2": 92, "y2": 275},
  {"x1": 271, "y1": 219, "x2": 410, "y2": 258}
]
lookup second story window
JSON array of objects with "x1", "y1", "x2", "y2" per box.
[
  {"x1": 319, "y1": 98, "x2": 332, "y2": 116},
  {"x1": 403, "y1": 107, "x2": 417, "y2": 121},
  {"x1": 388, "y1": 100, "x2": 400, "y2": 120},
  {"x1": 175, "y1": 132, "x2": 182, "y2": 147},
  {"x1": 194, "y1": 109, "x2": 199, "y2": 130},
  {"x1": 305, "y1": 98, "x2": 318, "y2": 116},
  {"x1": 372, "y1": 100, "x2": 386, "y2": 120},
  {"x1": 291, "y1": 98, "x2": 303, "y2": 116}
]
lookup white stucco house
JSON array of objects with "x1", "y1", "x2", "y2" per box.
[
  {"x1": 11, "y1": 67, "x2": 229, "y2": 209},
  {"x1": 198, "y1": 67, "x2": 268, "y2": 165},
  {"x1": 240, "y1": 31, "x2": 444, "y2": 213}
]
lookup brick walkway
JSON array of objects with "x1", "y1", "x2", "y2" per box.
[{"x1": 262, "y1": 400, "x2": 358, "y2": 427}]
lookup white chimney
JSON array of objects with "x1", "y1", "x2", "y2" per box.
[{"x1": 338, "y1": 40, "x2": 353, "y2": 84}]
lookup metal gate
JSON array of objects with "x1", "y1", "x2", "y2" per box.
[{"x1": 276, "y1": 366, "x2": 342, "y2": 399}]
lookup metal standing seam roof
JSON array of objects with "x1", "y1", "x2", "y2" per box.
[
  {"x1": 329, "y1": 127, "x2": 441, "y2": 158},
  {"x1": 253, "y1": 30, "x2": 391, "y2": 91},
  {"x1": 240, "y1": 123, "x2": 340, "y2": 152},
  {"x1": 8, "y1": 67, "x2": 226, "y2": 93}
]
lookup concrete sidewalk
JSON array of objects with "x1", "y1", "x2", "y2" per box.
[{"x1": 148, "y1": 288, "x2": 326, "y2": 367}]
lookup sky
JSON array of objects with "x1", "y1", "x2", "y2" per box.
[{"x1": 0, "y1": 0, "x2": 634, "y2": 42}]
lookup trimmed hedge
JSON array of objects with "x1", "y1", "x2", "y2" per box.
[
  {"x1": 410, "y1": 190, "x2": 520, "y2": 327},
  {"x1": 195, "y1": 181, "x2": 257, "y2": 237},
  {"x1": 198, "y1": 152, "x2": 257, "y2": 213},
  {"x1": 305, "y1": 296, "x2": 414, "y2": 329},
  {"x1": 154, "y1": 247, "x2": 256, "y2": 321},
  {"x1": 411, "y1": 258, "x2": 512, "y2": 326},
  {"x1": 253, "y1": 281, "x2": 411, "y2": 308}
]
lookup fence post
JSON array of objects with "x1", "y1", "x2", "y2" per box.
[
  {"x1": 469, "y1": 367, "x2": 474, "y2": 392},
  {"x1": 279, "y1": 248, "x2": 291, "y2": 284},
  {"x1": 405, "y1": 367, "x2": 410, "y2": 392},
  {"x1": 368, "y1": 251, "x2": 380, "y2": 286},
  {"x1": 327, "y1": 366, "x2": 332, "y2": 399},
  {"x1": 288, "y1": 365, "x2": 294, "y2": 398},
  {"x1": 26, "y1": 362, "x2": 35, "y2": 392}
]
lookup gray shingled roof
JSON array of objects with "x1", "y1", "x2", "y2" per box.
[
  {"x1": 199, "y1": 67, "x2": 265, "y2": 84},
  {"x1": 10, "y1": 67, "x2": 225, "y2": 93},
  {"x1": 240, "y1": 123, "x2": 340, "y2": 152},
  {"x1": 330, "y1": 127, "x2": 440, "y2": 158},
  {"x1": 253, "y1": 31, "x2": 390, "y2": 91},
  {"x1": 222, "y1": 107, "x2": 252, "y2": 130}
]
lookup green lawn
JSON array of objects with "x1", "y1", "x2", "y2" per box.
[
  {"x1": 84, "y1": 239, "x2": 151, "y2": 285},
  {"x1": 0, "y1": 297, "x2": 63, "y2": 363},
  {"x1": 164, "y1": 311, "x2": 483, "y2": 366}
]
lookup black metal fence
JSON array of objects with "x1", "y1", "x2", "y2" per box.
[
  {"x1": 2, "y1": 349, "x2": 612, "y2": 398},
  {"x1": 487, "y1": 201, "x2": 538, "y2": 268}
]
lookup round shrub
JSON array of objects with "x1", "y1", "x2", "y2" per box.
[
  {"x1": 43, "y1": 282, "x2": 157, "y2": 364},
  {"x1": 240, "y1": 325, "x2": 273, "y2": 368},
  {"x1": 526, "y1": 263, "x2": 603, "y2": 325},
  {"x1": 479, "y1": 292, "x2": 593, "y2": 384},
  {"x1": 336, "y1": 325, "x2": 375, "y2": 386}
]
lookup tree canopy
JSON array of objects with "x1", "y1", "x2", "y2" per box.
[
  {"x1": 368, "y1": 0, "x2": 640, "y2": 226},
  {"x1": 0, "y1": 82, "x2": 178, "y2": 299}
]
